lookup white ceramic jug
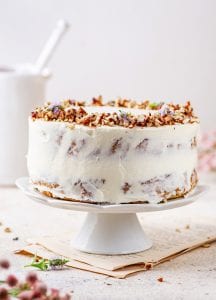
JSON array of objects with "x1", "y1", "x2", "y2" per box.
[{"x1": 0, "y1": 64, "x2": 50, "y2": 185}]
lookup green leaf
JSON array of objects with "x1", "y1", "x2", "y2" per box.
[{"x1": 25, "y1": 258, "x2": 49, "y2": 271}]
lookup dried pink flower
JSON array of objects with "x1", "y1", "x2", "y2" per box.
[
  {"x1": 26, "y1": 272, "x2": 38, "y2": 285},
  {"x1": 0, "y1": 260, "x2": 10, "y2": 269},
  {"x1": 34, "y1": 282, "x2": 47, "y2": 295},
  {"x1": 6, "y1": 274, "x2": 18, "y2": 287},
  {"x1": 0, "y1": 287, "x2": 8, "y2": 300},
  {"x1": 18, "y1": 290, "x2": 33, "y2": 300}
]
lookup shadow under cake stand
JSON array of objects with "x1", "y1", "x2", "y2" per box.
[{"x1": 16, "y1": 177, "x2": 208, "y2": 255}]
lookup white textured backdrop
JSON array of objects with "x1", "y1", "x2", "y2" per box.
[{"x1": 0, "y1": 0, "x2": 216, "y2": 129}]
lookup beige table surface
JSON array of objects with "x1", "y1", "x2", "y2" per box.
[{"x1": 0, "y1": 184, "x2": 216, "y2": 300}]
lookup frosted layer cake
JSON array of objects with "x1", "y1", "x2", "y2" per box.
[{"x1": 27, "y1": 97, "x2": 199, "y2": 204}]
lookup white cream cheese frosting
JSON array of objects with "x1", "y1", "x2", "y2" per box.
[{"x1": 27, "y1": 118, "x2": 199, "y2": 204}]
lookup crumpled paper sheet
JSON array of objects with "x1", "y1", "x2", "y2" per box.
[{"x1": 15, "y1": 217, "x2": 216, "y2": 278}]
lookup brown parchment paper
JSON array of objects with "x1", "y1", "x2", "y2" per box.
[{"x1": 15, "y1": 216, "x2": 216, "y2": 278}]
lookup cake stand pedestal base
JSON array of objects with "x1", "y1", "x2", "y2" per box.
[
  {"x1": 16, "y1": 178, "x2": 208, "y2": 255},
  {"x1": 72, "y1": 213, "x2": 153, "y2": 255}
]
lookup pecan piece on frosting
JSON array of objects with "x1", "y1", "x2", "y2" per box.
[
  {"x1": 110, "y1": 138, "x2": 122, "y2": 154},
  {"x1": 67, "y1": 139, "x2": 86, "y2": 156},
  {"x1": 191, "y1": 137, "x2": 197, "y2": 148},
  {"x1": 74, "y1": 180, "x2": 93, "y2": 199},
  {"x1": 122, "y1": 182, "x2": 131, "y2": 194},
  {"x1": 136, "y1": 138, "x2": 148, "y2": 152}
]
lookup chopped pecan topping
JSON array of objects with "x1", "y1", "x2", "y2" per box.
[{"x1": 31, "y1": 97, "x2": 199, "y2": 128}]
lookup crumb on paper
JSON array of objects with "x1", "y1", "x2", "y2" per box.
[
  {"x1": 4, "y1": 227, "x2": 12, "y2": 233},
  {"x1": 146, "y1": 263, "x2": 153, "y2": 270},
  {"x1": 13, "y1": 237, "x2": 19, "y2": 241},
  {"x1": 202, "y1": 243, "x2": 211, "y2": 248},
  {"x1": 175, "y1": 228, "x2": 181, "y2": 233},
  {"x1": 157, "y1": 277, "x2": 164, "y2": 282},
  {"x1": 185, "y1": 224, "x2": 190, "y2": 229},
  {"x1": 0, "y1": 222, "x2": 2, "y2": 226}
]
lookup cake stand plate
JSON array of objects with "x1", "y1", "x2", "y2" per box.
[{"x1": 16, "y1": 177, "x2": 209, "y2": 255}]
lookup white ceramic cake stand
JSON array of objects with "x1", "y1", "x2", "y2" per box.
[{"x1": 16, "y1": 177, "x2": 208, "y2": 255}]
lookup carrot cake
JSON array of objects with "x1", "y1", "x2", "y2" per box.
[{"x1": 27, "y1": 97, "x2": 199, "y2": 204}]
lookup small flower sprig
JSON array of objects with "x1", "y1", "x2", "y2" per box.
[
  {"x1": 0, "y1": 258, "x2": 71, "y2": 299},
  {"x1": 25, "y1": 255, "x2": 69, "y2": 271},
  {"x1": 118, "y1": 110, "x2": 132, "y2": 119}
]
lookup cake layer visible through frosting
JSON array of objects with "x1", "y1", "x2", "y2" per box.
[{"x1": 27, "y1": 119, "x2": 199, "y2": 204}]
